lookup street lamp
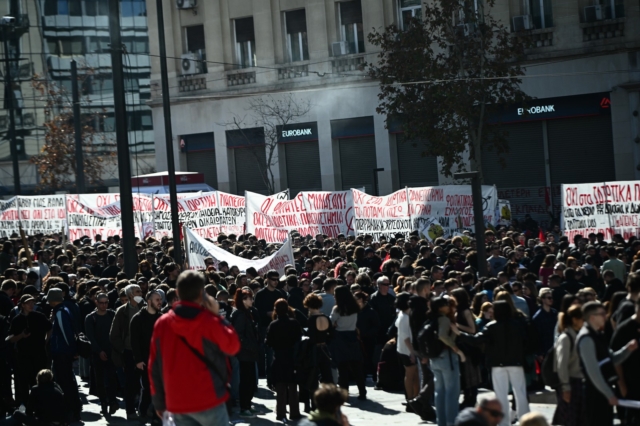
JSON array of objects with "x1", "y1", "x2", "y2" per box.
[{"x1": 1, "y1": 15, "x2": 21, "y2": 196}]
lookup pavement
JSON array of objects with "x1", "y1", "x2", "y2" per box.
[{"x1": 0, "y1": 375, "x2": 562, "y2": 426}]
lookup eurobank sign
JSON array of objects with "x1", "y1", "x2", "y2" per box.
[
  {"x1": 491, "y1": 92, "x2": 611, "y2": 124},
  {"x1": 277, "y1": 122, "x2": 318, "y2": 143}
]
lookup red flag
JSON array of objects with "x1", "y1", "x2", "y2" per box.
[{"x1": 538, "y1": 227, "x2": 546, "y2": 242}]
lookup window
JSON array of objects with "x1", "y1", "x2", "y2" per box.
[
  {"x1": 88, "y1": 36, "x2": 110, "y2": 53},
  {"x1": 47, "y1": 38, "x2": 84, "y2": 56},
  {"x1": 121, "y1": 0, "x2": 146, "y2": 17},
  {"x1": 186, "y1": 25, "x2": 206, "y2": 52},
  {"x1": 339, "y1": 1, "x2": 364, "y2": 54},
  {"x1": 399, "y1": 0, "x2": 421, "y2": 29},
  {"x1": 85, "y1": 0, "x2": 109, "y2": 16},
  {"x1": 285, "y1": 10, "x2": 309, "y2": 62},
  {"x1": 529, "y1": 0, "x2": 553, "y2": 28},
  {"x1": 235, "y1": 18, "x2": 256, "y2": 68},
  {"x1": 599, "y1": 0, "x2": 624, "y2": 18}
]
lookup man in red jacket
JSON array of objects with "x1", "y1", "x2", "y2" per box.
[{"x1": 148, "y1": 270, "x2": 240, "y2": 425}]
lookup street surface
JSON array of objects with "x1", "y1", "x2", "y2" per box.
[{"x1": 7, "y1": 376, "x2": 561, "y2": 425}]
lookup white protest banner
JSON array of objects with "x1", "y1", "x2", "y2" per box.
[
  {"x1": 17, "y1": 195, "x2": 67, "y2": 235},
  {"x1": 561, "y1": 181, "x2": 640, "y2": 240},
  {"x1": 152, "y1": 191, "x2": 246, "y2": 239},
  {"x1": 246, "y1": 190, "x2": 354, "y2": 243},
  {"x1": 0, "y1": 197, "x2": 19, "y2": 238},
  {"x1": 352, "y1": 189, "x2": 412, "y2": 239},
  {"x1": 184, "y1": 226, "x2": 294, "y2": 275},
  {"x1": 408, "y1": 185, "x2": 498, "y2": 238},
  {"x1": 66, "y1": 193, "x2": 154, "y2": 240}
]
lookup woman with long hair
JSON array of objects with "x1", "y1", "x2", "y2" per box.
[
  {"x1": 475, "y1": 302, "x2": 494, "y2": 331},
  {"x1": 138, "y1": 260, "x2": 154, "y2": 280},
  {"x1": 429, "y1": 295, "x2": 465, "y2": 426},
  {"x1": 330, "y1": 285, "x2": 366, "y2": 399},
  {"x1": 451, "y1": 288, "x2": 481, "y2": 408},
  {"x1": 471, "y1": 292, "x2": 488, "y2": 317},
  {"x1": 454, "y1": 300, "x2": 531, "y2": 426},
  {"x1": 539, "y1": 255, "x2": 557, "y2": 286},
  {"x1": 300, "y1": 293, "x2": 334, "y2": 412},
  {"x1": 230, "y1": 289, "x2": 261, "y2": 419},
  {"x1": 552, "y1": 305, "x2": 585, "y2": 426},
  {"x1": 395, "y1": 292, "x2": 419, "y2": 402},
  {"x1": 266, "y1": 299, "x2": 302, "y2": 422}
]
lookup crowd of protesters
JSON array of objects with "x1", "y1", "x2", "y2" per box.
[{"x1": 0, "y1": 223, "x2": 638, "y2": 426}]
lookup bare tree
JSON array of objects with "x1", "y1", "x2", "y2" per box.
[
  {"x1": 30, "y1": 72, "x2": 116, "y2": 192},
  {"x1": 229, "y1": 94, "x2": 311, "y2": 194}
]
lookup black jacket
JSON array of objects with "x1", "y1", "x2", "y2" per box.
[
  {"x1": 0, "y1": 291, "x2": 13, "y2": 317},
  {"x1": 78, "y1": 297, "x2": 95, "y2": 333},
  {"x1": 130, "y1": 308, "x2": 162, "y2": 365},
  {"x1": 26, "y1": 382, "x2": 66, "y2": 422},
  {"x1": 460, "y1": 317, "x2": 527, "y2": 367},
  {"x1": 230, "y1": 308, "x2": 260, "y2": 362},
  {"x1": 369, "y1": 291, "x2": 396, "y2": 343},
  {"x1": 288, "y1": 287, "x2": 305, "y2": 313},
  {"x1": 356, "y1": 303, "x2": 380, "y2": 343}
]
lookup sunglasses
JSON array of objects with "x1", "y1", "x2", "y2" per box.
[
  {"x1": 482, "y1": 408, "x2": 504, "y2": 419},
  {"x1": 542, "y1": 296, "x2": 553, "y2": 300}
]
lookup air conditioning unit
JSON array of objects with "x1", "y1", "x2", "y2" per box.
[
  {"x1": 584, "y1": 5, "x2": 604, "y2": 22},
  {"x1": 332, "y1": 41, "x2": 349, "y2": 57},
  {"x1": 176, "y1": 0, "x2": 196, "y2": 9},
  {"x1": 181, "y1": 52, "x2": 203, "y2": 75},
  {"x1": 512, "y1": 15, "x2": 533, "y2": 31}
]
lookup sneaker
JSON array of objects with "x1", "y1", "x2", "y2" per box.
[
  {"x1": 249, "y1": 407, "x2": 264, "y2": 415},
  {"x1": 127, "y1": 412, "x2": 140, "y2": 421},
  {"x1": 109, "y1": 402, "x2": 119, "y2": 415},
  {"x1": 239, "y1": 410, "x2": 256, "y2": 419}
]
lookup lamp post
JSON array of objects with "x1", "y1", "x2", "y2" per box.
[
  {"x1": 453, "y1": 171, "x2": 488, "y2": 278},
  {"x1": 1, "y1": 16, "x2": 21, "y2": 195}
]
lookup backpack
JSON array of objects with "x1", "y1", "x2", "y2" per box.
[
  {"x1": 541, "y1": 332, "x2": 574, "y2": 388},
  {"x1": 417, "y1": 318, "x2": 444, "y2": 358}
]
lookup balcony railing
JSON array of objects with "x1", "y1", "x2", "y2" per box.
[
  {"x1": 227, "y1": 71, "x2": 256, "y2": 87},
  {"x1": 178, "y1": 75, "x2": 207, "y2": 92},
  {"x1": 278, "y1": 64, "x2": 309, "y2": 80},
  {"x1": 331, "y1": 54, "x2": 366, "y2": 74}
]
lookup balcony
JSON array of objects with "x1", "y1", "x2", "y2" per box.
[
  {"x1": 278, "y1": 64, "x2": 309, "y2": 80},
  {"x1": 581, "y1": 18, "x2": 625, "y2": 41},
  {"x1": 227, "y1": 70, "x2": 256, "y2": 87},
  {"x1": 331, "y1": 54, "x2": 366, "y2": 74},
  {"x1": 178, "y1": 75, "x2": 207, "y2": 92},
  {"x1": 514, "y1": 27, "x2": 554, "y2": 48}
]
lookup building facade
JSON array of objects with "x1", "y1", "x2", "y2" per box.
[
  {"x1": 148, "y1": 0, "x2": 640, "y2": 228},
  {"x1": 0, "y1": 0, "x2": 156, "y2": 195}
]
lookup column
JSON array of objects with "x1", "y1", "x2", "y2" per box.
[
  {"x1": 373, "y1": 114, "x2": 393, "y2": 195},
  {"x1": 214, "y1": 127, "x2": 231, "y2": 193},
  {"x1": 317, "y1": 119, "x2": 338, "y2": 191}
]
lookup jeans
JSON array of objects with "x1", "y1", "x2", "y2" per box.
[
  {"x1": 275, "y1": 383, "x2": 300, "y2": 420},
  {"x1": 238, "y1": 361, "x2": 256, "y2": 411},
  {"x1": 337, "y1": 361, "x2": 366, "y2": 397},
  {"x1": 430, "y1": 350, "x2": 460, "y2": 426},
  {"x1": 491, "y1": 366, "x2": 530, "y2": 426},
  {"x1": 91, "y1": 353, "x2": 118, "y2": 408},
  {"x1": 258, "y1": 326, "x2": 273, "y2": 386},
  {"x1": 51, "y1": 353, "x2": 80, "y2": 417},
  {"x1": 230, "y1": 357, "x2": 240, "y2": 403},
  {"x1": 139, "y1": 366, "x2": 153, "y2": 418},
  {"x1": 173, "y1": 403, "x2": 229, "y2": 426}
]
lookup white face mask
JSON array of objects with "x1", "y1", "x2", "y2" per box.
[{"x1": 133, "y1": 296, "x2": 144, "y2": 304}]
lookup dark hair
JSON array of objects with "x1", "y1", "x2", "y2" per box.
[
  {"x1": 492, "y1": 300, "x2": 512, "y2": 321},
  {"x1": 334, "y1": 285, "x2": 360, "y2": 316},
  {"x1": 313, "y1": 383, "x2": 348, "y2": 415},
  {"x1": 273, "y1": 298, "x2": 293, "y2": 320},
  {"x1": 561, "y1": 304, "x2": 583, "y2": 330},
  {"x1": 471, "y1": 292, "x2": 486, "y2": 317},
  {"x1": 450, "y1": 288, "x2": 470, "y2": 312},
  {"x1": 395, "y1": 292, "x2": 411, "y2": 311},
  {"x1": 354, "y1": 291, "x2": 369, "y2": 303},
  {"x1": 233, "y1": 289, "x2": 253, "y2": 311},
  {"x1": 626, "y1": 272, "x2": 640, "y2": 294},
  {"x1": 303, "y1": 293, "x2": 323, "y2": 310},
  {"x1": 582, "y1": 301, "x2": 604, "y2": 320},
  {"x1": 176, "y1": 271, "x2": 205, "y2": 302}
]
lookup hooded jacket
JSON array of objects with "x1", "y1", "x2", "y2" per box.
[
  {"x1": 148, "y1": 301, "x2": 240, "y2": 414},
  {"x1": 50, "y1": 303, "x2": 77, "y2": 356}
]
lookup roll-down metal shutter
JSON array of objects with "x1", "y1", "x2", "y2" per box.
[
  {"x1": 482, "y1": 121, "x2": 548, "y2": 224},
  {"x1": 396, "y1": 134, "x2": 439, "y2": 187},
  {"x1": 285, "y1": 141, "x2": 322, "y2": 196},
  {"x1": 186, "y1": 150, "x2": 217, "y2": 189},
  {"x1": 234, "y1": 147, "x2": 268, "y2": 195},
  {"x1": 339, "y1": 136, "x2": 376, "y2": 193},
  {"x1": 548, "y1": 115, "x2": 615, "y2": 186}
]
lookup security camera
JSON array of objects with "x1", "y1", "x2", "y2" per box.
[{"x1": 1, "y1": 16, "x2": 15, "y2": 25}]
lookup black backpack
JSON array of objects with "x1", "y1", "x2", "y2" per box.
[
  {"x1": 541, "y1": 332, "x2": 574, "y2": 388},
  {"x1": 417, "y1": 318, "x2": 444, "y2": 358}
]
